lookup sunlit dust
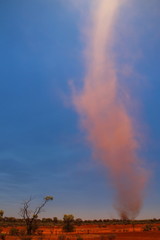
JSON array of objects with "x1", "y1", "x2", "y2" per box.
[{"x1": 73, "y1": 0, "x2": 148, "y2": 219}]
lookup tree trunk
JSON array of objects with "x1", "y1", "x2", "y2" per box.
[{"x1": 27, "y1": 222, "x2": 33, "y2": 235}]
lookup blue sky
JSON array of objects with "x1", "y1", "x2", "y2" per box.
[{"x1": 0, "y1": 0, "x2": 160, "y2": 219}]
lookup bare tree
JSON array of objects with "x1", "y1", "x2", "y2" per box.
[{"x1": 20, "y1": 196, "x2": 53, "y2": 235}]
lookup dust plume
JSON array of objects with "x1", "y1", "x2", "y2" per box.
[{"x1": 72, "y1": 0, "x2": 147, "y2": 219}]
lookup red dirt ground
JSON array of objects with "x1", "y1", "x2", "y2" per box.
[{"x1": 1, "y1": 224, "x2": 160, "y2": 239}]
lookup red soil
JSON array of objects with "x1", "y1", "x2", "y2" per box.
[{"x1": 1, "y1": 223, "x2": 160, "y2": 240}]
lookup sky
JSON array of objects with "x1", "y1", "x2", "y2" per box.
[{"x1": 0, "y1": 0, "x2": 160, "y2": 220}]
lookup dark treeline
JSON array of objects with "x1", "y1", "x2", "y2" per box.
[{"x1": 0, "y1": 217, "x2": 160, "y2": 227}]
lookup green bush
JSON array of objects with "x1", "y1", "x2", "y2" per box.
[
  {"x1": 63, "y1": 214, "x2": 75, "y2": 232},
  {"x1": 143, "y1": 224, "x2": 153, "y2": 231},
  {"x1": 9, "y1": 227, "x2": 19, "y2": 236}
]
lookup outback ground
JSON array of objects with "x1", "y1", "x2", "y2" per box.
[{"x1": 1, "y1": 223, "x2": 160, "y2": 240}]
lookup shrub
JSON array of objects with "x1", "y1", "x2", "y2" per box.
[
  {"x1": 76, "y1": 236, "x2": 83, "y2": 240},
  {"x1": 38, "y1": 237, "x2": 44, "y2": 240},
  {"x1": 58, "y1": 235, "x2": 66, "y2": 240},
  {"x1": 9, "y1": 227, "x2": 19, "y2": 236},
  {"x1": 157, "y1": 226, "x2": 160, "y2": 231},
  {"x1": 0, "y1": 233, "x2": 6, "y2": 240},
  {"x1": 19, "y1": 237, "x2": 32, "y2": 240},
  {"x1": 37, "y1": 230, "x2": 43, "y2": 235},
  {"x1": 143, "y1": 224, "x2": 153, "y2": 231},
  {"x1": 19, "y1": 229, "x2": 26, "y2": 236},
  {"x1": 100, "y1": 235, "x2": 107, "y2": 240},
  {"x1": 63, "y1": 214, "x2": 75, "y2": 232},
  {"x1": 107, "y1": 234, "x2": 116, "y2": 240}
]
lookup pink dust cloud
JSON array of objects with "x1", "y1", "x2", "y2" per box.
[{"x1": 72, "y1": 0, "x2": 148, "y2": 219}]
